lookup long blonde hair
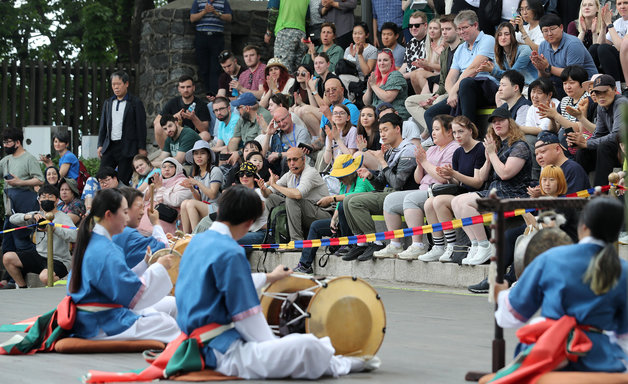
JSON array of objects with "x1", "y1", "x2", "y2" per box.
[
  {"x1": 424, "y1": 19, "x2": 443, "y2": 65},
  {"x1": 577, "y1": 0, "x2": 604, "y2": 35}
]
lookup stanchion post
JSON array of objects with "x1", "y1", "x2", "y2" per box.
[{"x1": 46, "y1": 212, "x2": 55, "y2": 287}]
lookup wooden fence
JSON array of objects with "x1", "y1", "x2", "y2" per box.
[{"x1": 0, "y1": 61, "x2": 138, "y2": 153}]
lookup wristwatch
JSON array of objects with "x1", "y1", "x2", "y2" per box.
[
  {"x1": 545, "y1": 65, "x2": 551, "y2": 74},
  {"x1": 333, "y1": 196, "x2": 337, "y2": 202},
  {"x1": 311, "y1": 90, "x2": 318, "y2": 95},
  {"x1": 608, "y1": 24, "x2": 615, "y2": 30},
  {"x1": 361, "y1": 147, "x2": 368, "y2": 152}
]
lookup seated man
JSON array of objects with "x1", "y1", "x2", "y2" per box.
[
  {"x1": 212, "y1": 96, "x2": 240, "y2": 153},
  {"x1": 233, "y1": 45, "x2": 266, "y2": 100},
  {"x1": 153, "y1": 75, "x2": 211, "y2": 149},
  {"x1": 152, "y1": 114, "x2": 201, "y2": 166},
  {"x1": 568, "y1": 74, "x2": 628, "y2": 187},
  {"x1": 342, "y1": 113, "x2": 419, "y2": 262},
  {"x1": 496, "y1": 69, "x2": 531, "y2": 127},
  {"x1": 380, "y1": 22, "x2": 405, "y2": 69},
  {"x1": 217, "y1": 51, "x2": 246, "y2": 99},
  {"x1": 113, "y1": 187, "x2": 168, "y2": 269},
  {"x1": 174, "y1": 185, "x2": 379, "y2": 379},
  {"x1": 2, "y1": 185, "x2": 77, "y2": 287},
  {"x1": 262, "y1": 107, "x2": 312, "y2": 174},
  {"x1": 227, "y1": 92, "x2": 272, "y2": 164},
  {"x1": 82, "y1": 167, "x2": 127, "y2": 211},
  {"x1": 260, "y1": 147, "x2": 332, "y2": 241}
]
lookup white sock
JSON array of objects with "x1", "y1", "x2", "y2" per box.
[
  {"x1": 357, "y1": 242, "x2": 367, "y2": 247},
  {"x1": 471, "y1": 240, "x2": 478, "y2": 247},
  {"x1": 390, "y1": 240, "x2": 401, "y2": 247},
  {"x1": 374, "y1": 240, "x2": 384, "y2": 246},
  {"x1": 479, "y1": 240, "x2": 490, "y2": 247},
  {"x1": 412, "y1": 242, "x2": 425, "y2": 248}
]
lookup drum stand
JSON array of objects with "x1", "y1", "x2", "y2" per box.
[{"x1": 464, "y1": 197, "x2": 589, "y2": 382}]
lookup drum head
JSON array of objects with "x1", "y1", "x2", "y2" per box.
[
  {"x1": 306, "y1": 276, "x2": 386, "y2": 356},
  {"x1": 148, "y1": 248, "x2": 182, "y2": 295},
  {"x1": 261, "y1": 276, "x2": 318, "y2": 330}
]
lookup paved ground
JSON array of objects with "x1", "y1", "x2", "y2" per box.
[{"x1": 0, "y1": 282, "x2": 517, "y2": 384}]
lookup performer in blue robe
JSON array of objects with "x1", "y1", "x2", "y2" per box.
[
  {"x1": 495, "y1": 197, "x2": 628, "y2": 373},
  {"x1": 113, "y1": 187, "x2": 167, "y2": 269},
  {"x1": 68, "y1": 188, "x2": 180, "y2": 343},
  {"x1": 176, "y1": 185, "x2": 380, "y2": 379}
]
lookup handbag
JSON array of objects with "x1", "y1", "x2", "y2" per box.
[
  {"x1": 154, "y1": 203, "x2": 178, "y2": 223},
  {"x1": 334, "y1": 59, "x2": 358, "y2": 76},
  {"x1": 429, "y1": 183, "x2": 464, "y2": 197}
]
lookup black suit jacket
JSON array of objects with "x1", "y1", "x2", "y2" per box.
[{"x1": 98, "y1": 93, "x2": 147, "y2": 157}]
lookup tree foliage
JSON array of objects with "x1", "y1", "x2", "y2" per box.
[{"x1": 0, "y1": 0, "x2": 161, "y2": 65}]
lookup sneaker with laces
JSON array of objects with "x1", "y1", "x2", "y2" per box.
[
  {"x1": 461, "y1": 244, "x2": 479, "y2": 265},
  {"x1": 468, "y1": 243, "x2": 494, "y2": 265},
  {"x1": 418, "y1": 245, "x2": 445, "y2": 262},
  {"x1": 438, "y1": 244, "x2": 456, "y2": 262},
  {"x1": 293, "y1": 263, "x2": 313, "y2": 274},
  {"x1": 398, "y1": 244, "x2": 427, "y2": 260},
  {"x1": 358, "y1": 243, "x2": 385, "y2": 261},
  {"x1": 468, "y1": 278, "x2": 489, "y2": 294},
  {"x1": 342, "y1": 245, "x2": 367, "y2": 261},
  {"x1": 373, "y1": 243, "x2": 403, "y2": 259}
]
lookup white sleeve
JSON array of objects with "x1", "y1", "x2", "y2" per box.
[
  {"x1": 251, "y1": 273, "x2": 267, "y2": 290},
  {"x1": 131, "y1": 260, "x2": 148, "y2": 277},
  {"x1": 151, "y1": 225, "x2": 169, "y2": 246},
  {"x1": 494, "y1": 289, "x2": 526, "y2": 329},
  {"x1": 130, "y1": 263, "x2": 173, "y2": 311},
  {"x1": 234, "y1": 311, "x2": 277, "y2": 342}
]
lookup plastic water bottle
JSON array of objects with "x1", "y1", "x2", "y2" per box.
[
  {"x1": 231, "y1": 76, "x2": 239, "y2": 97},
  {"x1": 187, "y1": 102, "x2": 196, "y2": 113}
]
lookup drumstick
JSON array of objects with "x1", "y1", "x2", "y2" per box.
[{"x1": 149, "y1": 184, "x2": 155, "y2": 213}]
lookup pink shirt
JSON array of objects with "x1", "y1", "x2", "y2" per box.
[
  {"x1": 419, "y1": 140, "x2": 460, "y2": 190},
  {"x1": 240, "y1": 63, "x2": 267, "y2": 94}
]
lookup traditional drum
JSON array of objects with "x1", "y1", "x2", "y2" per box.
[
  {"x1": 147, "y1": 234, "x2": 192, "y2": 295},
  {"x1": 260, "y1": 275, "x2": 386, "y2": 356}
]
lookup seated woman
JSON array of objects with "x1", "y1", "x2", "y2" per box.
[
  {"x1": 512, "y1": 0, "x2": 545, "y2": 51},
  {"x1": 567, "y1": 0, "x2": 604, "y2": 50},
  {"x1": 451, "y1": 108, "x2": 532, "y2": 266},
  {"x1": 290, "y1": 63, "x2": 316, "y2": 108},
  {"x1": 179, "y1": 141, "x2": 223, "y2": 234},
  {"x1": 492, "y1": 197, "x2": 628, "y2": 378},
  {"x1": 323, "y1": 104, "x2": 358, "y2": 167},
  {"x1": 410, "y1": 18, "x2": 443, "y2": 95},
  {"x1": 41, "y1": 131, "x2": 79, "y2": 181},
  {"x1": 363, "y1": 49, "x2": 410, "y2": 120},
  {"x1": 355, "y1": 105, "x2": 381, "y2": 170},
  {"x1": 478, "y1": 22, "x2": 536, "y2": 95},
  {"x1": 374, "y1": 115, "x2": 459, "y2": 260},
  {"x1": 259, "y1": 58, "x2": 295, "y2": 109},
  {"x1": 339, "y1": 22, "x2": 377, "y2": 95},
  {"x1": 44, "y1": 166, "x2": 61, "y2": 188},
  {"x1": 236, "y1": 162, "x2": 268, "y2": 246},
  {"x1": 131, "y1": 154, "x2": 161, "y2": 194},
  {"x1": 224, "y1": 140, "x2": 270, "y2": 186},
  {"x1": 138, "y1": 157, "x2": 194, "y2": 235},
  {"x1": 422, "y1": 116, "x2": 486, "y2": 262},
  {"x1": 294, "y1": 154, "x2": 374, "y2": 274},
  {"x1": 301, "y1": 22, "x2": 345, "y2": 73},
  {"x1": 57, "y1": 178, "x2": 86, "y2": 225},
  {"x1": 68, "y1": 188, "x2": 180, "y2": 343}
]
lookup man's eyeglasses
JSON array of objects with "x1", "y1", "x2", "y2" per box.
[
  {"x1": 98, "y1": 176, "x2": 113, "y2": 184},
  {"x1": 409, "y1": 23, "x2": 426, "y2": 29},
  {"x1": 2, "y1": 140, "x2": 14, "y2": 145},
  {"x1": 456, "y1": 24, "x2": 473, "y2": 32},
  {"x1": 276, "y1": 114, "x2": 290, "y2": 123},
  {"x1": 285, "y1": 157, "x2": 303, "y2": 163},
  {"x1": 541, "y1": 26, "x2": 560, "y2": 35},
  {"x1": 213, "y1": 106, "x2": 228, "y2": 114},
  {"x1": 325, "y1": 87, "x2": 340, "y2": 94}
]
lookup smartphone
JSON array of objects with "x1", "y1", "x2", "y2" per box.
[
  {"x1": 219, "y1": 153, "x2": 231, "y2": 162},
  {"x1": 301, "y1": 37, "x2": 311, "y2": 44},
  {"x1": 298, "y1": 143, "x2": 314, "y2": 153},
  {"x1": 564, "y1": 127, "x2": 575, "y2": 147},
  {"x1": 3, "y1": 174, "x2": 14, "y2": 180}
]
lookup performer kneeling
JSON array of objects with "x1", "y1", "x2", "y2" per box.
[
  {"x1": 68, "y1": 188, "x2": 180, "y2": 343},
  {"x1": 176, "y1": 185, "x2": 380, "y2": 379},
  {"x1": 492, "y1": 197, "x2": 628, "y2": 380}
]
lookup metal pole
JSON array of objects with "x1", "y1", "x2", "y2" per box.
[
  {"x1": 492, "y1": 207, "x2": 506, "y2": 372},
  {"x1": 46, "y1": 212, "x2": 55, "y2": 287}
]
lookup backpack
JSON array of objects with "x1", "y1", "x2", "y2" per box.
[
  {"x1": 77, "y1": 160, "x2": 90, "y2": 195},
  {"x1": 264, "y1": 203, "x2": 290, "y2": 245}
]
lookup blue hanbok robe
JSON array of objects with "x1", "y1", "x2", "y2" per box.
[
  {"x1": 505, "y1": 243, "x2": 628, "y2": 372},
  {"x1": 113, "y1": 226, "x2": 166, "y2": 268}
]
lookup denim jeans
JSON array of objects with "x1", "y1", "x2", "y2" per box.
[{"x1": 298, "y1": 219, "x2": 332, "y2": 268}]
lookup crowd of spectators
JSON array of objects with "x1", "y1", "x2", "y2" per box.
[{"x1": 2, "y1": 0, "x2": 628, "y2": 288}]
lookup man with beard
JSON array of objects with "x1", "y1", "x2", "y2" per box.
[
  {"x1": 227, "y1": 93, "x2": 272, "y2": 164},
  {"x1": 153, "y1": 75, "x2": 211, "y2": 149},
  {"x1": 2, "y1": 185, "x2": 76, "y2": 288},
  {"x1": 212, "y1": 96, "x2": 240, "y2": 154},
  {"x1": 232, "y1": 46, "x2": 266, "y2": 100},
  {"x1": 152, "y1": 114, "x2": 201, "y2": 166}
]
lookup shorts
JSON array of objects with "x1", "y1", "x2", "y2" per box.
[{"x1": 16, "y1": 248, "x2": 68, "y2": 278}]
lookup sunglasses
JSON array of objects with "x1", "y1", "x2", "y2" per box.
[
  {"x1": 296, "y1": 71, "x2": 309, "y2": 77},
  {"x1": 409, "y1": 23, "x2": 425, "y2": 29},
  {"x1": 238, "y1": 171, "x2": 256, "y2": 177}
]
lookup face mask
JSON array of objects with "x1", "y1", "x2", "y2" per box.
[
  {"x1": 40, "y1": 200, "x2": 56, "y2": 212},
  {"x1": 4, "y1": 146, "x2": 16, "y2": 155}
]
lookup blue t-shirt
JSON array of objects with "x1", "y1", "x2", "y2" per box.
[
  {"x1": 452, "y1": 142, "x2": 486, "y2": 192},
  {"x1": 538, "y1": 33, "x2": 597, "y2": 78},
  {"x1": 560, "y1": 159, "x2": 590, "y2": 195},
  {"x1": 59, "y1": 151, "x2": 79, "y2": 180}
]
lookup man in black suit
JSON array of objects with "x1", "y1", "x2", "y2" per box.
[{"x1": 97, "y1": 70, "x2": 147, "y2": 184}]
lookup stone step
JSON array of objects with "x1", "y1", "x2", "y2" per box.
[{"x1": 248, "y1": 250, "x2": 488, "y2": 289}]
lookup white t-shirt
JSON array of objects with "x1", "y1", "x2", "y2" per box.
[
  {"x1": 516, "y1": 24, "x2": 544, "y2": 46},
  {"x1": 607, "y1": 17, "x2": 628, "y2": 41},
  {"x1": 525, "y1": 98, "x2": 560, "y2": 131},
  {"x1": 249, "y1": 188, "x2": 267, "y2": 233}
]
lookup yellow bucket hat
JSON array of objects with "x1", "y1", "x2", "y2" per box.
[{"x1": 329, "y1": 154, "x2": 363, "y2": 178}]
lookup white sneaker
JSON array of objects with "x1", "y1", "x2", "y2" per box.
[
  {"x1": 461, "y1": 244, "x2": 479, "y2": 265},
  {"x1": 468, "y1": 243, "x2": 495, "y2": 265},
  {"x1": 373, "y1": 243, "x2": 403, "y2": 259},
  {"x1": 438, "y1": 244, "x2": 456, "y2": 262},
  {"x1": 619, "y1": 232, "x2": 628, "y2": 245},
  {"x1": 397, "y1": 244, "x2": 427, "y2": 260},
  {"x1": 418, "y1": 245, "x2": 445, "y2": 262}
]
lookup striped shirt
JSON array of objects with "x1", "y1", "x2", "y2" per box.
[{"x1": 190, "y1": 0, "x2": 233, "y2": 33}]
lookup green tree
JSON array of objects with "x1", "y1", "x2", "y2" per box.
[{"x1": 0, "y1": 0, "x2": 159, "y2": 65}]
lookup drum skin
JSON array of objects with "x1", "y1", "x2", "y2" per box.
[{"x1": 147, "y1": 236, "x2": 192, "y2": 295}]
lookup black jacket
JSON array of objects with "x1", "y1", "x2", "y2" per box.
[{"x1": 98, "y1": 93, "x2": 147, "y2": 157}]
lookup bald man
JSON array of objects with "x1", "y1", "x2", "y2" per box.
[{"x1": 259, "y1": 147, "x2": 332, "y2": 241}]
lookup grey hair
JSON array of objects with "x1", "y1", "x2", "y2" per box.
[{"x1": 454, "y1": 10, "x2": 479, "y2": 27}]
